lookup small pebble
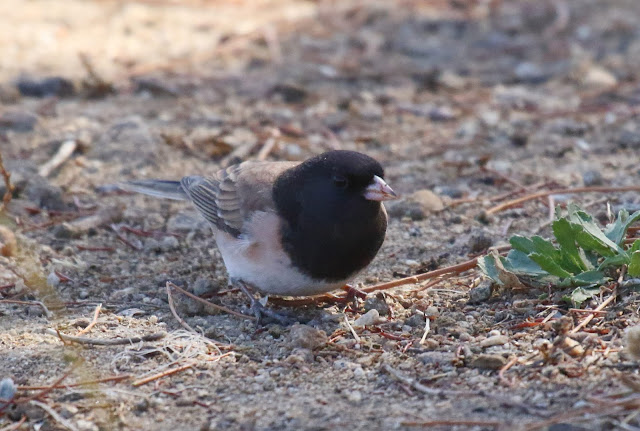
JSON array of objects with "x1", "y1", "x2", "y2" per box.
[
  {"x1": 24, "y1": 177, "x2": 65, "y2": 210},
  {"x1": 480, "y1": 335, "x2": 509, "y2": 348},
  {"x1": 626, "y1": 325, "x2": 640, "y2": 360},
  {"x1": 582, "y1": 170, "x2": 603, "y2": 186},
  {"x1": 471, "y1": 354, "x2": 507, "y2": 370},
  {"x1": 363, "y1": 295, "x2": 390, "y2": 316},
  {"x1": 76, "y1": 419, "x2": 99, "y2": 431},
  {"x1": 17, "y1": 77, "x2": 75, "y2": 98},
  {"x1": 272, "y1": 83, "x2": 307, "y2": 103},
  {"x1": 417, "y1": 351, "x2": 455, "y2": 367},
  {"x1": 424, "y1": 306, "x2": 439, "y2": 318},
  {"x1": 0, "y1": 378, "x2": 16, "y2": 409},
  {"x1": 616, "y1": 129, "x2": 640, "y2": 149},
  {"x1": 344, "y1": 390, "x2": 362, "y2": 403},
  {"x1": 160, "y1": 236, "x2": 180, "y2": 251},
  {"x1": 0, "y1": 225, "x2": 17, "y2": 257},
  {"x1": 58, "y1": 404, "x2": 79, "y2": 419},
  {"x1": 191, "y1": 278, "x2": 213, "y2": 296},
  {"x1": 404, "y1": 314, "x2": 425, "y2": 328},
  {"x1": 287, "y1": 324, "x2": 328, "y2": 350},
  {"x1": 468, "y1": 232, "x2": 493, "y2": 253},
  {"x1": 0, "y1": 110, "x2": 38, "y2": 132},
  {"x1": 46, "y1": 272, "x2": 61, "y2": 288},
  {"x1": 353, "y1": 309, "x2": 381, "y2": 327},
  {"x1": 468, "y1": 280, "x2": 494, "y2": 303}
]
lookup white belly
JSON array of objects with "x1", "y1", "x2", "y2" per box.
[{"x1": 213, "y1": 211, "x2": 349, "y2": 296}]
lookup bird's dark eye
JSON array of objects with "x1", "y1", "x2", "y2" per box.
[{"x1": 332, "y1": 174, "x2": 348, "y2": 189}]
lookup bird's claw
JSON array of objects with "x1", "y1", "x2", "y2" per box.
[{"x1": 235, "y1": 280, "x2": 294, "y2": 326}]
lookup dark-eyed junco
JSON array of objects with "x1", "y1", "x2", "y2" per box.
[{"x1": 122, "y1": 150, "x2": 397, "y2": 320}]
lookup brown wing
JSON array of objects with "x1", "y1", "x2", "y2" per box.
[{"x1": 180, "y1": 161, "x2": 296, "y2": 238}]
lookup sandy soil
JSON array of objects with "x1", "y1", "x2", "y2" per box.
[{"x1": 2, "y1": 1, "x2": 640, "y2": 430}]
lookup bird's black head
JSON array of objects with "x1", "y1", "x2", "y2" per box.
[{"x1": 273, "y1": 150, "x2": 397, "y2": 281}]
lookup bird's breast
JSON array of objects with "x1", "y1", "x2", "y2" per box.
[{"x1": 213, "y1": 211, "x2": 347, "y2": 296}]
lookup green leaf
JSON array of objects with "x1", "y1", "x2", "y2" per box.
[
  {"x1": 573, "y1": 227, "x2": 617, "y2": 257},
  {"x1": 502, "y1": 250, "x2": 546, "y2": 277},
  {"x1": 569, "y1": 270, "x2": 608, "y2": 286},
  {"x1": 528, "y1": 253, "x2": 573, "y2": 278},
  {"x1": 629, "y1": 251, "x2": 640, "y2": 277},
  {"x1": 509, "y1": 236, "x2": 537, "y2": 255},
  {"x1": 477, "y1": 254, "x2": 502, "y2": 285},
  {"x1": 553, "y1": 218, "x2": 587, "y2": 272},
  {"x1": 630, "y1": 239, "x2": 640, "y2": 253},
  {"x1": 568, "y1": 204, "x2": 624, "y2": 255},
  {"x1": 598, "y1": 254, "x2": 630, "y2": 271},
  {"x1": 570, "y1": 286, "x2": 601, "y2": 307},
  {"x1": 531, "y1": 236, "x2": 559, "y2": 256},
  {"x1": 604, "y1": 209, "x2": 640, "y2": 246},
  {"x1": 502, "y1": 250, "x2": 560, "y2": 287}
]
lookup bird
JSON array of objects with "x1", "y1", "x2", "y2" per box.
[{"x1": 121, "y1": 150, "x2": 398, "y2": 322}]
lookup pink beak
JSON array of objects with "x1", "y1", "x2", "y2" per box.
[{"x1": 364, "y1": 175, "x2": 398, "y2": 201}]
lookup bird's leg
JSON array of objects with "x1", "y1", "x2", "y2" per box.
[
  {"x1": 339, "y1": 284, "x2": 368, "y2": 310},
  {"x1": 234, "y1": 279, "x2": 293, "y2": 326}
]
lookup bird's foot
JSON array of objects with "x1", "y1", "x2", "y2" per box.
[
  {"x1": 235, "y1": 281, "x2": 294, "y2": 326},
  {"x1": 342, "y1": 284, "x2": 368, "y2": 302},
  {"x1": 337, "y1": 284, "x2": 368, "y2": 311}
]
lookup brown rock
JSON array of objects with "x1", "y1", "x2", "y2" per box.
[
  {"x1": 0, "y1": 226, "x2": 17, "y2": 257},
  {"x1": 287, "y1": 324, "x2": 328, "y2": 350},
  {"x1": 471, "y1": 354, "x2": 507, "y2": 370}
]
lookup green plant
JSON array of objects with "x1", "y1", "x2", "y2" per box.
[{"x1": 478, "y1": 203, "x2": 640, "y2": 306}]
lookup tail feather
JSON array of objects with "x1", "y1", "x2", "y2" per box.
[{"x1": 120, "y1": 180, "x2": 187, "y2": 201}]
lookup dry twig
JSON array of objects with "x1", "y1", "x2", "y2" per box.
[
  {"x1": 132, "y1": 362, "x2": 195, "y2": 387},
  {"x1": 44, "y1": 328, "x2": 165, "y2": 345},
  {"x1": 382, "y1": 364, "x2": 470, "y2": 397},
  {"x1": 18, "y1": 375, "x2": 130, "y2": 391},
  {"x1": 498, "y1": 356, "x2": 518, "y2": 387},
  {"x1": 29, "y1": 400, "x2": 79, "y2": 431},
  {"x1": 38, "y1": 140, "x2": 77, "y2": 177},
  {"x1": 76, "y1": 303, "x2": 102, "y2": 335},
  {"x1": 256, "y1": 128, "x2": 280, "y2": 160},
  {"x1": 570, "y1": 290, "x2": 617, "y2": 334},
  {"x1": 486, "y1": 186, "x2": 640, "y2": 215},
  {"x1": 275, "y1": 257, "x2": 480, "y2": 306},
  {"x1": 166, "y1": 281, "x2": 255, "y2": 320},
  {"x1": 166, "y1": 282, "x2": 197, "y2": 333}
]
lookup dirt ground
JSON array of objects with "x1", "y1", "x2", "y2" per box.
[{"x1": 2, "y1": 0, "x2": 640, "y2": 430}]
